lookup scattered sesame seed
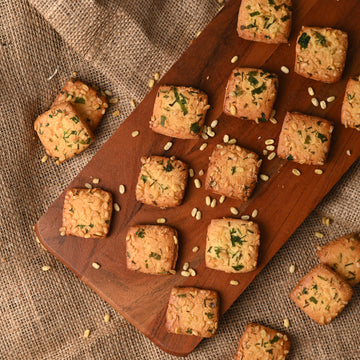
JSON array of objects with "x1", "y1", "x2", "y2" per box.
[
  {"x1": 92, "y1": 262, "x2": 101, "y2": 270},
  {"x1": 109, "y1": 97, "x2": 119, "y2": 104},
  {"x1": 320, "y1": 100, "x2": 327, "y2": 109},
  {"x1": 83, "y1": 329, "x2": 91, "y2": 338},
  {"x1": 201, "y1": 132, "x2": 209, "y2": 140},
  {"x1": 207, "y1": 128, "x2": 215, "y2": 137},
  {"x1": 41, "y1": 155, "x2": 48, "y2": 163},
  {"x1": 183, "y1": 262, "x2": 189, "y2": 271},
  {"x1": 228, "y1": 138, "x2": 237, "y2": 144},
  {"x1": 346, "y1": 149, "x2": 352, "y2": 156},
  {"x1": 192, "y1": 246, "x2": 199, "y2": 253},
  {"x1": 60, "y1": 231, "x2": 65, "y2": 237},
  {"x1": 154, "y1": 72, "x2": 160, "y2": 81},
  {"x1": 194, "y1": 179, "x2": 201, "y2": 188},
  {"x1": 230, "y1": 105, "x2": 237, "y2": 116},
  {"x1": 206, "y1": 196, "x2": 211, "y2": 206},
  {"x1": 322, "y1": 217, "x2": 331, "y2": 226},
  {"x1": 211, "y1": 198, "x2": 217, "y2": 208},
  {"x1": 173, "y1": 236, "x2": 178, "y2": 245},
  {"x1": 266, "y1": 145, "x2": 275, "y2": 151},
  {"x1": 130, "y1": 99, "x2": 136, "y2": 108},
  {"x1": 314, "y1": 169, "x2": 323, "y2": 175},
  {"x1": 59, "y1": 227, "x2": 66, "y2": 232},
  {"x1": 196, "y1": 210, "x2": 202, "y2": 220},
  {"x1": 148, "y1": 79, "x2": 155, "y2": 88},
  {"x1": 113, "y1": 203, "x2": 120, "y2": 212},
  {"x1": 199, "y1": 169, "x2": 204, "y2": 176},
  {"x1": 292, "y1": 169, "x2": 301, "y2": 176},
  {"x1": 315, "y1": 231, "x2": 324, "y2": 238},
  {"x1": 308, "y1": 87, "x2": 315, "y2": 96},
  {"x1": 219, "y1": 195, "x2": 226, "y2": 204},
  {"x1": 231, "y1": 55, "x2": 239, "y2": 63},
  {"x1": 189, "y1": 268, "x2": 196, "y2": 276},
  {"x1": 157, "y1": 217, "x2": 166, "y2": 224},
  {"x1": 327, "y1": 96, "x2": 336, "y2": 103},
  {"x1": 251, "y1": 209, "x2": 258, "y2": 218},
  {"x1": 204, "y1": 104, "x2": 211, "y2": 111},
  {"x1": 112, "y1": 110, "x2": 120, "y2": 117},
  {"x1": 169, "y1": 269, "x2": 176, "y2": 274},
  {"x1": 289, "y1": 265, "x2": 295, "y2": 273},
  {"x1": 181, "y1": 270, "x2": 190, "y2": 277},
  {"x1": 263, "y1": 149, "x2": 268, "y2": 155},
  {"x1": 311, "y1": 97, "x2": 319, "y2": 107},
  {"x1": 230, "y1": 280, "x2": 239, "y2": 286},
  {"x1": 42, "y1": 265, "x2": 51, "y2": 272},
  {"x1": 196, "y1": 30, "x2": 202, "y2": 38},
  {"x1": 267, "y1": 152, "x2": 276, "y2": 160},
  {"x1": 189, "y1": 168, "x2": 195, "y2": 178},
  {"x1": 85, "y1": 183, "x2": 92, "y2": 189},
  {"x1": 269, "y1": 117, "x2": 278, "y2": 124},
  {"x1": 260, "y1": 174, "x2": 269, "y2": 181},
  {"x1": 223, "y1": 134, "x2": 230, "y2": 143},
  {"x1": 280, "y1": 66, "x2": 289, "y2": 74},
  {"x1": 241, "y1": 215, "x2": 250, "y2": 220},
  {"x1": 265, "y1": 139, "x2": 275, "y2": 145},
  {"x1": 211, "y1": 119, "x2": 218, "y2": 128},
  {"x1": 104, "y1": 314, "x2": 110, "y2": 323},
  {"x1": 131, "y1": 130, "x2": 139, "y2": 137},
  {"x1": 119, "y1": 184, "x2": 126, "y2": 194},
  {"x1": 230, "y1": 207, "x2": 239, "y2": 215},
  {"x1": 92, "y1": 178, "x2": 100, "y2": 184},
  {"x1": 200, "y1": 143, "x2": 208, "y2": 151},
  {"x1": 191, "y1": 207, "x2": 198, "y2": 217},
  {"x1": 164, "y1": 141, "x2": 173, "y2": 151},
  {"x1": 206, "y1": 75, "x2": 210, "y2": 80},
  {"x1": 284, "y1": 318, "x2": 290, "y2": 328}
]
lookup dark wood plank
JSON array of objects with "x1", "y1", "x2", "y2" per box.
[{"x1": 36, "y1": 0, "x2": 360, "y2": 356}]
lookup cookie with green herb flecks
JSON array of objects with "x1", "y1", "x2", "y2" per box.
[
  {"x1": 341, "y1": 76, "x2": 360, "y2": 131},
  {"x1": 223, "y1": 68, "x2": 278, "y2": 123},
  {"x1": 62, "y1": 188, "x2": 113, "y2": 238},
  {"x1": 34, "y1": 103, "x2": 95, "y2": 163},
  {"x1": 206, "y1": 218, "x2": 260, "y2": 273},
  {"x1": 166, "y1": 287, "x2": 220, "y2": 337},
  {"x1": 150, "y1": 85, "x2": 209, "y2": 139},
  {"x1": 289, "y1": 264, "x2": 353, "y2": 325},
  {"x1": 277, "y1": 112, "x2": 334, "y2": 165},
  {"x1": 234, "y1": 323, "x2": 291, "y2": 360},
  {"x1": 136, "y1": 156, "x2": 188, "y2": 208},
  {"x1": 295, "y1": 26, "x2": 348, "y2": 83},
  {"x1": 237, "y1": 0, "x2": 292, "y2": 44},
  {"x1": 126, "y1": 225, "x2": 178, "y2": 275}
]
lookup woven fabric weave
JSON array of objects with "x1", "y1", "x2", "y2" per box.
[{"x1": 0, "y1": 0, "x2": 359, "y2": 359}]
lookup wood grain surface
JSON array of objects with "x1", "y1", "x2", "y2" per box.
[{"x1": 36, "y1": 0, "x2": 360, "y2": 356}]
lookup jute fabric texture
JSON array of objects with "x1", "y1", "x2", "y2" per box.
[{"x1": 0, "y1": 0, "x2": 359, "y2": 359}]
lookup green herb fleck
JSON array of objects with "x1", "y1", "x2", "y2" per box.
[
  {"x1": 250, "y1": 11, "x2": 260, "y2": 17},
  {"x1": 160, "y1": 115, "x2": 166, "y2": 126},
  {"x1": 74, "y1": 97, "x2": 85, "y2": 104},
  {"x1": 232, "y1": 264, "x2": 244, "y2": 271},
  {"x1": 186, "y1": 328, "x2": 192, "y2": 334},
  {"x1": 286, "y1": 154, "x2": 293, "y2": 161},
  {"x1": 141, "y1": 175, "x2": 147, "y2": 183},
  {"x1": 270, "y1": 335, "x2": 280, "y2": 344},
  {"x1": 163, "y1": 160, "x2": 174, "y2": 172},
  {"x1": 205, "y1": 312, "x2": 214, "y2": 319},
  {"x1": 298, "y1": 32, "x2": 310, "y2": 49},
  {"x1": 177, "y1": 294, "x2": 187, "y2": 298},
  {"x1": 135, "y1": 228, "x2": 145, "y2": 238},
  {"x1": 258, "y1": 112, "x2": 267, "y2": 123},
  {"x1": 190, "y1": 121, "x2": 201, "y2": 134},
  {"x1": 317, "y1": 132, "x2": 328, "y2": 143},
  {"x1": 149, "y1": 252, "x2": 161, "y2": 260},
  {"x1": 251, "y1": 83, "x2": 266, "y2": 96},
  {"x1": 171, "y1": 87, "x2": 188, "y2": 115},
  {"x1": 309, "y1": 296, "x2": 318, "y2": 304},
  {"x1": 231, "y1": 166, "x2": 236, "y2": 175},
  {"x1": 314, "y1": 31, "x2": 326, "y2": 46},
  {"x1": 304, "y1": 135, "x2": 311, "y2": 144},
  {"x1": 281, "y1": 15, "x2": 290, "y2": 22}
]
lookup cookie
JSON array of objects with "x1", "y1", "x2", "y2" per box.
[
  {"x1": 317, "y1": 233, "x2": 360, "y2": 286},
  {"x1": 62, "y1": 188, "x2": 113, "y2": 238},
  {"x1": 237, "y1": 0, "x2": 292, "y2": 44},
  {"x1": 150, "y1": 86, "x2": 209, "y2": 139},
  {"x1": 289, "y1": 264, "x2": 353, "y2": 325},
  {"x1": 205, "y1": 144, "x2": 261, "y2": 201},
  {"x1": 295, "y1": 26, "x2": 348, "y2": 83},
  {"x1": 234, "y1": 323, "x2": 291, "y2": 360},
  {"x1": 166, "y1": 287, "x2": 220, "y2": 337},
  {"x1": 136, "y1": 156, "x2": 188, "y2": 208},
  {"x1": 206, "y1": 218, "x2": 260, "y2": 273},
  {"x1": 126, "y1": 225, "x2": 178, "y2": 275},
  {"x1": 277, "y1": 112, "x2": 334, "y2": 165},
  {"x1": 223, "y1": 68, "x2": 278, "y2": 123},
  {"x1": 341, "y1": 76, "x2": 360, "y2": 131},
  {"x1": 34, "y1": 103, "x2": 95, "y2": 163},
  {"x1": 52, "y1": 79, "x2": 108, "y2": 131}
]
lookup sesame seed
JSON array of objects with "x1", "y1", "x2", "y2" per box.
[
  {"x1": 183, "y1": 262, "x2": 189, "y2": 271},
  {"x1": 194, "y1": 179, "x2": 201, "y2": 188},
  {"x1": 289, "y1": 265, "x2": 295, "y2": 273},
  {"x1": 230, "y1": 207, "x2": 239, "y2": 215},
  {"x1": 206, "y1": 75, "x2": 210, "y2": 80},
  {"x1": 92, "y1": 178, "x2": 100, "y2": 184},
  {"x1": 260, "y1": 174, "x2": 269, "y2": 181},
  {"x1": 327, "y1": 96, "x2": 336, "y2": 103},
  {"x1": 192, "y1": 246, "x2": 199, "y2": 253},
  {"x1": 211, "y1": 198, "x2": 217, "y2": 208},
  {"x1": 315, "y1": 231, "x2": 324, "y2": 238},
  {"x1": 119, "y1": 184, "x2": 126, "y2": 194},
  {"x1": 228, "y1": 138, "x2": 237, "y2": 144},
  {"x1": 322, "y1": 217, "x2": 331, "y2": 226},
  {"x1": 223, "y1": 134, "x2": 230, "y2": 143},
  {"x1": 41, "y1": 155, "x2": 48, "y2": 163},
  {"x1": 265, "y1": 139, "x2": 274, "y2": 145},
  {"x1": 112, "y1": 110, "x2": 120, "y2": 117},
  {"x1": 292, "y1": 169, "x2": 301, "y2": 176},
  {"x1": 83, "y1": 329, "x2": 90, "y2": 338},
  {"x1": 59, "y1": 227, "x2": 65, "y2": 232},
  {"x1": 311, "y1": 97, "x2": 319, "y2": 107},
  {"x1": 109, "y1": 97, "x2": 118, "y2": 104},
  {"x1": 207, "y1": 129, "x2": 215, "y2": 137},
  {"x1": 211, "y1": 119, "x2": 218, "y2": 128},
  {"x1": 169, "y1": 269, "x2": 176, "y2": 274},
  {"x1": 113, "y1": 203, "x2": 120, "y2": 212},
  {"x1": 280, "y1": 66, "x2": 289, "y2": 74},
  {"x1": 130, "y1": 99, "x2": 136, "y2": 108},
  {"x1": 60, "y1": 231, "x2": 65, "y2": 237},
  {"x1": 284, "y1": 318, "x2": 290, "y2": 328},
  {"x1": 320, "y1": 100, "x2": 327, "y2": 109},
  {"x1": 199, "y1": 169, "x2": 204, "y2": 176},
  {"x1": 231, "y1": 55, "x2": 239, "y2": 63},
  {"x1": 267, "y1": 152, "x2": 276, "y2": 160},
  {"x1": 269, "y1": 117, "x2": 278, "y2": 124},
  {"x1": 308, "y1": 87, "x2": 315, "y2": 96},
  {"x1": 104, "y1": 90, "x2": 112, "y2": 96},
  {"x1": 199, "y1": 143, "x2": 208, "y2": 151},
  {"x1": 241, "y1": 215, "x2": 250, "y2": 220},
  {"x1": 346, "y1": 149, "x2": 352, "y2": 156},
  {"x1": 263, "y1": 149, "x2": 268, "y2": 155},
  {"x1": 230, "y1": 105, "x2": 237, "y2": 116},
  {"x1": 230, "y1": 280, "x2": 239, "y2": 286},
  {"x1": 164, "y1": 141, "x2": 173, "y2": 151},
  {"x1": 206, "y1": 196, "x2": 211, "y2": 206},
  {"x1": 85, "y1": 183, "x2": 92, "y2": 189},
  {"x1": 157, "y1": 218, "x2": 166, "y2": 224},
  {"x1": 173, "y1": 236, "x2": 178, "y2": 245},
  {"x1": 219, "y1": 195, "x2": 226, "y2": 204},
  {"x1": 189, "y1": 168, "x2": 195, "y2": 177},
  {"x1": 251, "y1": 209, "x2": 258, "y2": 218},
  {"x1": 131, "y1": 130, "x2": 139, "y2": 137},
  {"x1": 204, "y1": 104, "x2": 211, "y2": 111},
  {"x1": 92, "y1": 262, "x2": 101, "y2": 270},
  {"x1": 266, "y1": 145, "x2": 275, "y2": 151},
  {"x1": 104, "y1": 314, "x2": 110, "y2": 323},
  {"x1": 148, "y1": 79, "x2": 155, "y2": 88},
  {"x1": 181, "y1": 270, "x2": 190, "y2": 277},
  {"x1": 154, "y1": 72, "x2": 160, "y2": 81},
  {"x1": 196, "y1": 210, "x2": 202, "y2": 220},
  {"x1": 42, "y1": 265, "x2": 51, "y2": 272},
  {"x1": 314, "y1": 169, "x2": 323, "y2": 175},
  {"x1": 189, "y1": 268, "x2": 196, "y2": 276},
  {"x1": 201, "y1": 132, "x2": 209, "y2": 140},
  {"x1": 191, "y1": 207, "x2": 198, "y2": 217}
]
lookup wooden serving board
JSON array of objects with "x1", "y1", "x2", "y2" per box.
[{"x1": 36, "y1": 0, "x2": 360, "y2": 356}]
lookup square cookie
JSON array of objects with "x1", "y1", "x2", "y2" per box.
[
  {"x1": 149, "y1": 86, "x2": 209, "y2": 139},
  {"x1": 317, "y1": 233, "x2": 360, "y2": 286},
  {"x1": 234, "y1": 323, "x2": 291, "y2": 360},
  {"x1": 295, "y1": 26, "x2": 348, "y2": 83},
  {"x1": 166, "y1": 287, "x2": 220, "y2": 337},
  {"x1": 205, "y1": 144, "x2": 261, "y2": 201},
  {"x1": 136, "y1": 156, "x2": 188, "y2": 208},
  {"x1": 206, "y1": 218, "x2": 260, "y2": 273},
  {"x1": 237, "y1": 0, "x2": 292, "y2": 44},
  {"x1": 126, "y1": 225, "x2": 178, "y2": 275},
  {"x1": 62, "y1": 188, "x2": 113, "y2": 238},
  {"x1": 289, "y1": 264, "x2": 353, "y2": 325},
  {"x1": 52, "y1": 79, "x2": 108, "y2": 131},
  {"x1": 223, "y1": 68, "x2": 278, "y2": 122},
  {"x1": 341, "y1": 76, "x2": 360, "y2": 130},
  {"x1": 277, "y1": 112, "x2": 333, "y2": 165},
  {"x1": 34, "y1": 103, "x2": 95, "y2": 163}
]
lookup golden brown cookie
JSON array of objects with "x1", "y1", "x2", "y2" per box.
[{"x1": 341, "y1": 76, "x2": 360, "y2": 131}]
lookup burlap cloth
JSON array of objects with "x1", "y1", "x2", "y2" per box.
[{"x1": 0, "y1": 0, "x2": 359, "y2": 359}]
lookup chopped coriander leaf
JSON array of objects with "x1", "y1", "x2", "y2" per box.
[
  {"x1": 309, "y1": 296, "x2": 318, "y2": 304},
  {"x1": 163, "y1": 160, "x2": 174, "y2": 172},
  {"x1": 249, "y1": 11, "x2": 260, "y2": 17},
  {"x1": 70, "y1": 115, "x2": 79, "y2": 124},
  {"x1": 141, "y1": 175, "x2": 147, "y2": 183},
  {"x1": 298, "y1": 32, "x2": 310, "y2": 49},
  {"x1": 281, "y1": 15, "x2": 290, "y2": 22},
  {"x1": 149, "y1": 252, "x2": 161, "y2": 260},
  {"x1": 177, "y1": 294, "x2": 187, "y2": 298},
  {"x1": 268, "y1": 0, "x2": 275, "y2": 5},
  {"x1": 186, "y1": 328, "x2": 192, "y2": 334},
  {"x1": 231, "y1": 166, "x2": 236, "y2": 175},
  {"x1": 304, "y1": 135, "x2": 311, "y2": 144},
  {"x1": 205, "y1": 312, "x2": 214, "y2": 319},
  {"x1": 232, "y1": 264, "x2": 244, "y2": 271},
  {"x1": 230, "y1": 228, "x2": 247, "y2": 247},
  {"x1": 269, "y1": 335, "x2": 280, "y2": 344},
  {"x1": 190, "y1": 121, "x2": 201, "y2": 134},
  {"x1": 314, "y1": 31, "x2": 326, "y2": 46},
  {"x1": 316, "y1": 132, "x2": 328, "y2": 143},
  {"x1": 171, "y1": 87, "x2": 188, "y2": 115},
  {"x1": 248, "y1": 73, "x2": 259, "y2": 86},
  {"x1": 160, "y1": 115, "x2": 166, "y2": 126},
  {"x1": 251, "y1": 83, "x2": 266, "y2": 96},
  {"x1": 74, "y1": 97, "x2": 85, "y2": 104},
  {"x1": 286, "y1": 154, "x2": 293, "y2": 161},
  {"x1": 258, "y1": 112, "x2": 267, "y2": 122},
  {"x1": 135, "y1": 228, "x2": 145, "y2": 238}
]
